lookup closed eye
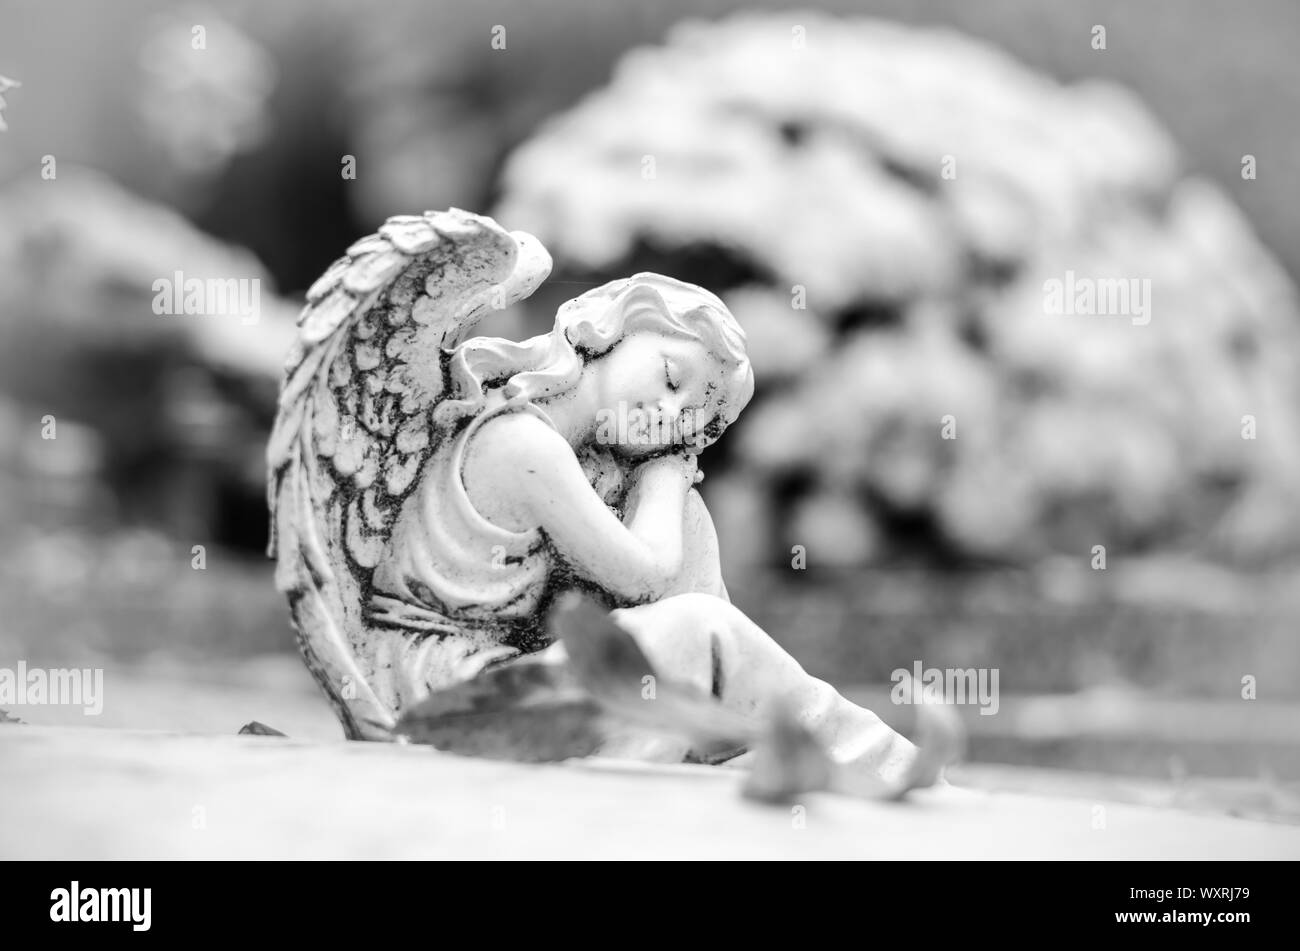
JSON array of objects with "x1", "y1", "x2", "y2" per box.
[{"x1": 664, "y1": 358, "x2": 680, "y2": 392}]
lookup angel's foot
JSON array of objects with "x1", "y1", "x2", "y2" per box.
[
  {"x1": 792, "y1": 679, "x2": 917, "y2": 787},
  {"x1": 612, "y1": 593, "x2": 919, "y2": 782}
]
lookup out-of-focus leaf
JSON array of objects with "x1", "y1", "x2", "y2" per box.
[
  {"x1": 393, "y1": 655, "x2": 607, "y2": 763},
  {"x1": 548, "y1": 591, "x2": 756, "y2": 755},
  {"x1": 392, "y1": 595, "x2": 964, "y2": 801},
  {"x1": 552, "y1": 592, "x2": 964, "y2": 802},
  {"x1": 238, "y1": 720, "x2": 287, "y2": 736},
  {"x1": 741, "y1": 697, "x2": 834, "y2": 804},
  {"x1": 550, "y1": 591, "x2": 657, "y2": 691},
  {"x1": 395, "y1": 594, "x2": 754, "y2": 764}
]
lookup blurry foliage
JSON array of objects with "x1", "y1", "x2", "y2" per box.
[
  {"x1": 136, "y1": 8, "x2": 277, "y2": 178},
  {"x1": 0, "y1": 168, "x2": 297, "y2": 546},
  {"x1": 495, "y1": 13, "x2": 1300, "y2": 569}
]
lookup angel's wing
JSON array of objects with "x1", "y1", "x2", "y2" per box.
[{"x1": 267, "y1": 209, "x2": 551, "y2": 739}]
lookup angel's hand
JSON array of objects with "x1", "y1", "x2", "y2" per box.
[
  {"x1": 673, "y1": 451, "x2": 705, "y2": 486},
  {"x1": 632, "y1": 451, "x2": 699, "y2": 490},
  {"x1": 679, "y1": 451, "x2": 704, "y2": 485}
]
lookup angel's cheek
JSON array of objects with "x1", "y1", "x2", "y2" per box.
[{"x1": 590, "y1": 353, "x2": 662, "y2": 417}]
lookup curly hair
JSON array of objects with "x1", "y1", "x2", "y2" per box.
[{"x1": 435, "y1": 273, "x2": 754, "y2": 450}]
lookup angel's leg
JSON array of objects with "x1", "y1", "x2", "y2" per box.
[{"x1": 611, "y1": 593, "x2": 918, "y2": 783}]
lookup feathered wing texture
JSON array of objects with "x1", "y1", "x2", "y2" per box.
[{"x1": 267, "y1": 209, "x2": 552, "y2": 739}]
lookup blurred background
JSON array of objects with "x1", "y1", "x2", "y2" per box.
[{"x1": 2, "y1": 0, "x2": 1298, "y2": 817}]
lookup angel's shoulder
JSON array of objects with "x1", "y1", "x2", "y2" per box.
[
  {"x1": 464, "y1": 406, "x2": 573, "y2": 479},
  {"x1": 461, "y1": 407, "x2": 581, "y2": 528}
]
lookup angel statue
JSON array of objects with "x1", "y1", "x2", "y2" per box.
[{"x1": 268, "y1": 209, "x2": 920, "y2": 783}]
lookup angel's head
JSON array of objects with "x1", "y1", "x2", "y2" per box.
[
  {"x1": 445, "y1": 273, "x2": 754, "y2": 458},
  {"x1": 558, "y1": 275, "x2": 754, "y2": 458}
]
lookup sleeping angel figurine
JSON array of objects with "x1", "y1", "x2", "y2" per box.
[{"x1": 267, "y1": 209, "x2": 923, "y2": 785}]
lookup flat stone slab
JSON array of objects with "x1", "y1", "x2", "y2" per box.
[{"x1": 2, "y1": 726, "x2": 1298, "y2": 859}]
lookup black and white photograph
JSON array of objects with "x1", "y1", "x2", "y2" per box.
[{"x1": 0, "y1": 0, "x2": 1296, "y2": 913}]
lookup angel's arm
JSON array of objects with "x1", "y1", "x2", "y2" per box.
[
  {"x1": 671, "y1": 487, "x2": 731, "y2": 602},
  {"x1": 466, "y1": 413, "x2": 696, "y2": 604}
]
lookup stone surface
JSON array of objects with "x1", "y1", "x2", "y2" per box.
[{"x1": 1, "y1": 725, "x2": 1296, "y2": 860}]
